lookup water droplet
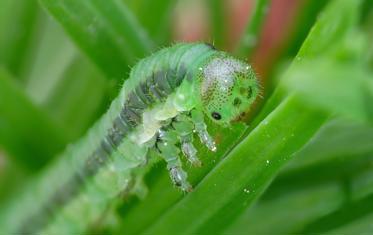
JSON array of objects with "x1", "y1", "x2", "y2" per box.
[
  {"x1": 243, "y1": 188, "x2": 250, "y2": 194},
  {"x1": 266, "y1": 160, "x2": 270, "y2": 165}
]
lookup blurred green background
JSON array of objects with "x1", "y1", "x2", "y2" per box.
[{"x1": 0, "y1": 0, "x2": 373, "y2": 234}]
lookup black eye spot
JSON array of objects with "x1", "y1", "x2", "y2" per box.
[
  {"x1": 233, "y1": 98, "x2": 242, "y2": 107},
  {"x1": 211, "y1": 112, "x2": 222, "y2": 120}
]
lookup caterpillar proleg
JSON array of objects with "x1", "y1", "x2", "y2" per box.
[{"x1": 0, "y1": 43, "x2": 259, "y2": 234}]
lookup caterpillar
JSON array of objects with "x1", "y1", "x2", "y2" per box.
[{"x1": 0, "y1": 43, "x2": 259, "y2": 234}]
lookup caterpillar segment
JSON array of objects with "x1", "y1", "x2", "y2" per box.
[{"x1": 1, "y1": 43, "x2": 259, "y2": 234}]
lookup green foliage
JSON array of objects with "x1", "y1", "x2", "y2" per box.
[
  {"x1": 40, "y1": 0, "x2": 154, "y2": 79},
  {"x1": 0, "y1": 0, "x2": 41, "y2": 79},
  {"x1": 0, "y1": 68, "x2": 68, "y2": 170},
  {"x1": 1, "y1": 0, "x2": 373, "y2": 234},
  {"x1": 235, "y1": 0, "x2": 270, "y2": 58},
  {"x1": 207, "y1": 0, "x2": 228, "y2": 49}
]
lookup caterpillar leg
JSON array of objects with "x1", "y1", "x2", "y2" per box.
[
  {"x1": 156, "y1": 128, "x2": 192, "y2": 192},
  {"x1": 190, "y1": 110, "x2": 217, "y2": 152},
  {"x1": 173, "y1": 114, "x2": 201, "y2": 167}
]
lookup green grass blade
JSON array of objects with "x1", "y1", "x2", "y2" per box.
[
  {"x1": 144, "y1": 95, "x2": 327, "y2": 234},
  {"x1": 0, "y1": 0, "x2": 41, "y2": 79},
  {"x1": 284, "y1": 120, "x2": 373, "y2": 171},
  {"x1": 225, "y1": 151, "x2": 373, "y2": 234},
  {"x1": 224, "y1": 120, "x2": 373, "y2": 234},
  {"x1": 45, "y1": 55, "x2": 111, "y2": 140},
  {"x1": 296, "y1": 0, "x2": 360, "y2": 60},
  {"x1": 0, "y1": 68, "x2": 68, "y2": 170},
  {"x1": 301, "y1": 193, "x2": 373, "y2": 234},
  {"x1": 280, "y1": 1, "x2": 329, "y2": 58},
  {"x1": 207, "y1": 0, "x2": 227, "y2": 48},
  {"x1": 24, "y1": 17, "x2": 111, "y2": 139},
  {"x1": 39, "y1": 0, "x2": 155, "y2": 79},
  {"x1": 226, "y1": 155, "x2": 373, "y2": 235},
  {"x1": 285, "y1": 59, "x2": 373, "y2": 124},
  {"x1": 25, "y1": 17, "x2": 77, "y2": 104},
  {"x1": 235, "y1": 0, "x2": 270, "y2": 59},
  {"x1": 264, "y1": 120, "x2": 373, "y2": 198},
  {"x1": 324, "y1": 212, "x2": 373, "y2": 235},
  {"x1": 0, "y1": 161, "x2": 27, "y2": 202},
  {"x1": 252, "y1": 0, "x2": 362, "y2": 123},
  {"x1": 226, "y1": 182, "x2": 345, "y2": 235},
  {"x1": 135, "y1": 0, "x2": 176, "y2": 44}
]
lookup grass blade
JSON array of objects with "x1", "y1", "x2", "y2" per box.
[
  {"x1": 25, "y1": 17, "x2": 77, "y2": 104},
  {"x1": 324, "y1": 212, "x2": 373, "y2": 235},
  {"x1": 284, "y1": 120, "x2": 373, "y2": 171},
  {"x1": 40, "y1": 0, "x2": 155, "y2": 79},
  {"x1": 225, "y1": 182, "x2": 345, "y2": 235},
  {"x1": 235, "y1": 0, "x2": 270, "y2": 59},
  {"x1": 135, "y1": 0, "x2": 176, "y2": 44},
  {"x1": 246, "y1": 0, "x2": 362, "y2": 134},
  {"x1": 225, "y1": 120, "x2": 373, "y2": 234},
  {"x1": 0, "y1": 0, "x2": 41, "y2": 79},
  {"x1": 285, "y1": 59, "x2": 373, "y2": 124},
  {"x1": 226, "y1": 152, "x2": 373, "y2": 235},
  {"x1": 280, "y1": 1, "x2": 329, "y2": 59},
  {"x1": 207, "y1": 0, "x2": 227, "y2": 48},
  {"x1": 45, "y1": 55, "x2": 111, "y2": 140},
  {"x1": 0, "y1": 68, "x2": 68, "y2": 170},
  {"x1": 300, "y1": 192, "x2": 373, "y2": 234},
  {"x1": 23, "y1": 18, "x2": 111, "y2": 139}
]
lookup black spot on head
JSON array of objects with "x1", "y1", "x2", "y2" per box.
[
  {"x1": 211, "y1": 112, "x2": 222, "y2": 120},
  {"x1": 233, "y1": 98, "x2": 242, "y2": 107},
  {"x1": 247, "y1": 87, "x2": 253, "y2": 99}
]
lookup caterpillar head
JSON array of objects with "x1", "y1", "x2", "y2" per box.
[{"x1": 199, "y1": 56, "x2": 259, "y2": 125}]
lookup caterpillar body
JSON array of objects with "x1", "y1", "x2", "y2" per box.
[{"x1": 0, "y1": 43, "x2": 259, "y2": 234}]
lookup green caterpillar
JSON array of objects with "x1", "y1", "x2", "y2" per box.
[{"x1": 1, "y1": 43, "x2": 259, "y2": 234}]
